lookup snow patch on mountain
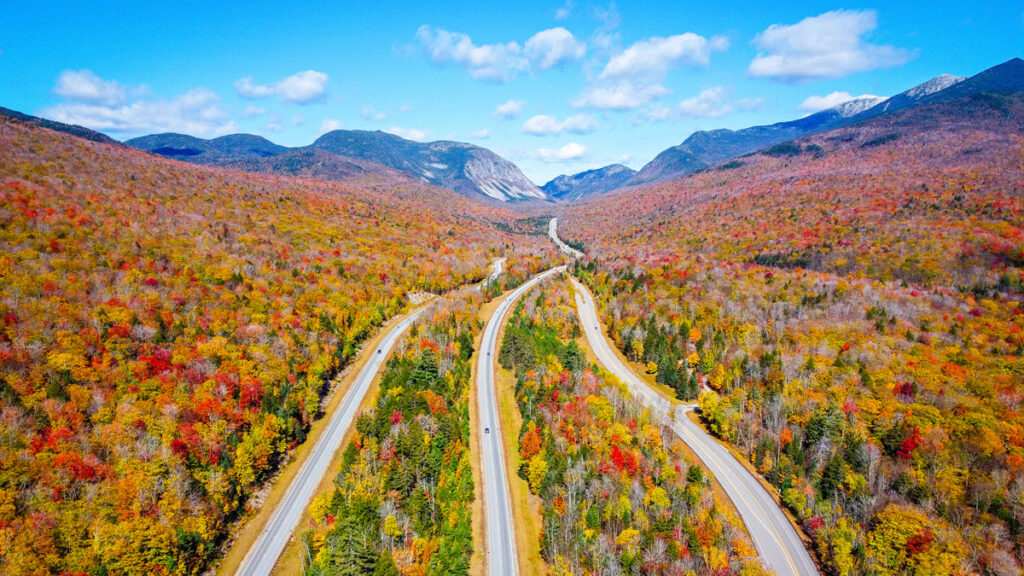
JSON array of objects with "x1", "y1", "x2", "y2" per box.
[{"x1": 907, "y1": 74, "x2": 966, "y2": 99}]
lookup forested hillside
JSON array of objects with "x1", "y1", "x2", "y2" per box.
[
  {"x1": 500, "y1": 276, "x2": 768, "y2": 575},
  {"x1": 560, "y1": 93, "x2": 1024, "y2": 575},
  {"x1": 0, "y1": 117, "x2": 544, "y2": 576}
]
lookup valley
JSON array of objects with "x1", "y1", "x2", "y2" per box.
[{"x1": 1, "y1": 17, "x2": 1022, "y2": 576}]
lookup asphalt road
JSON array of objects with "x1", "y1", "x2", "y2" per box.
[
  {"x1": 478, "y1": 257, "x2": 506, "y2": 290},
  {"x1": 234, "y1": 306, "x2": 428, "y2": 576},
  {"x1": 570, "y1": 278, "x2": 819, "y2": 576},
  {"x1": 548, "y1": 218, "x2": 583, "y2": 258},
  {"x1": 477, "y1": 266, "x2": 565, "y2": 576}
]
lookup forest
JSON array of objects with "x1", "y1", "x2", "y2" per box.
[
  {"x1": 0, "y1": 116, "x2": 544, "y2": 575},
  {"x1": 560, "y1": 94, "x2": 1024, "y2": 575},
  {"x1": 499, "y1": 275, "x2": 767, "y2": 575}
]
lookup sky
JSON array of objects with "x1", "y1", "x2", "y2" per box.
[{"x1": 2, "y1": 1, "x2": 1022, "y2": 184}]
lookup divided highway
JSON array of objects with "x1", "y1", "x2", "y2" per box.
[
  {"x1": 235, "y1": 307, "x2": 428, "y2": 576},
  {"x1": 570, "y1": 279, "x2": 819, "y2": 576},
  {"x1": 477, "y1": 266, "x2": 565, "y2": 576}
]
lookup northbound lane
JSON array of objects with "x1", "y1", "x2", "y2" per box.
[
  {"x1": 477, "y1": 266, "x2": 565, "y2": 576},
  {"x1": 571, "y1": 278, "x2": 819, "y2": 576}
]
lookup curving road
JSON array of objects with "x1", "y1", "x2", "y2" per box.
[
  {"x1": 235, "y1": 306, "x2": 428, "y2": 576},
  {"x1": 477, "y1": 266, "x2": 565, "y2": 576},
  {"x1": 548, "y1": 218, "x2": 583, "y2": 258},
  {"x1": 478, "y1": 257, "x2": 506, "y2": 291},
  {"x1": 571, "y1": 278, "x2": 819, "y2": 576}
]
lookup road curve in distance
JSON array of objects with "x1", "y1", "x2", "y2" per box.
[
  {"x1": 478, "y1": 257, "x2": 506, "y2": 291},
  {"x1": 570, "y1": 278, "x2": 819, "y2": 576},
  {"x1": 477, "y1": 266, "x2": 565, "y2": 576},
  {"x1": 235, "y1": 306, "x2": 429, "y2": 576},
  {"x1": 548, "y1": 218, "x2": 583, "y2": 259}
]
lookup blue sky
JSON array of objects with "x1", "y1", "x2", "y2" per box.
[{"x1": 2, "y1": 1, "x2": 1022, "y2": 183}]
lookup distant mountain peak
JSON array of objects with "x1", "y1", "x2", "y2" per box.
[
  {"x1": 542, "y1": 164, "x2": 637, "y2": 202},
  {"x1": 906, "y1": 73, "x2": 966, "y2": 99},
  {"x1": 832, "y1": 95, "x2": 888, "y2": 118}
]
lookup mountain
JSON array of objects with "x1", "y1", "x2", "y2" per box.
[
  {"x1": 311, "y1": 130, "x2": 546, "y2": 203},
  {"x1": 853, "y1": 74, "x2": 965, "y2": 120},
  {"x1": 542, "y1": 164, "x2": 637, "y2": 201},
  {"x1": 624, "y1": 59, "x2": 1024, "y2": 188},
  {"x1": 126, "y1": 129, "x2": 547, "y2": 204},
  {"x1": 0, "y1": 105, "x2": 123, "y2": 146},
  {"x1": 126, "y1": 132, "x2": 287, "y2": 163},
  {"x1": 625, "y1": 95, "x2": 885, "y2": 186}
]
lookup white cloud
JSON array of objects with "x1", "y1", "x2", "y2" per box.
[
  {"x1": 554, "y1": 0, "x2": 574, "y2": 20},
  {"x1": 677, "y1": 86, "x2": 733, "y2": 118},
  {"x1": 637, "y1": 87, "x2": 764, "y2": 122},
  {"x1": 537, "y1": 142, "x2": 587, "y2": 162},
  {"x1": 291, "y1": 114, "x2": 304, "y2": 126},
  {"x1": 471, "y1": 129, "x2": 491, "y2": 139},
  {"x1": 522, "y1": 113, "x2": 596, "y2": 135},
  {"x1": 600, "y1": 33, "x2": 728, "y2": 82},
  {"x1": 748, "y1": 10, "x2": 914, "y2": 83},
  {"x1": 234, "y1": 70, "x2": 329, "y2": 104},
  {"x1": 362, "y1": 105, "x2": 387, "y2": 121},
  {"x1": 524, "y1": 28, "x2": 586, "y2": 70},
  {"x1": 494, "y1": 99, "x2": 526, "y2": 118},
  {"x1": 385, "y1": 126, "x2": 429, "y2": 141},
  {"x1": 572, "y1": 82, "x2": 670, "y2": 110},
  {"x1": 416, "y1": 25, "x2": 528, "y2": 82},
  {"x1": 264, "y1": 122, "x2": 283, "y2": 133},
  {"x1": 243, "y1": 104, "x2": 266, "y2": 117},
  {"x1": 53, "y1": 70, "x2": 126, "y2": 106},
  {"x1": 41, "y1": 85, "x2": 236, "y2": 138},
  {"x1": 798, "y1": 91, "x2": 858, "y2": 112},
  {"x1": 320, "y1": 118, "x2": 343, "y2": 134}
]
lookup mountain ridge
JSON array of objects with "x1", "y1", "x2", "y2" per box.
[{"x1": 126, "y1": 128, "x2": 548, "y2": 204}]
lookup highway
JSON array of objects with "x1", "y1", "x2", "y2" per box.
[
  {"x1": 234, "y1": 306, "x2": 428, "y2": 576},
  {"x1": 477, "y1": 266, "x2": 565, "y2": 576},
  {"x1": 547, "y1": 217, "x2": 583, "y2": 258},
  {"x1": 570, "y1": 278, "x2": 819, "y2": 576}
]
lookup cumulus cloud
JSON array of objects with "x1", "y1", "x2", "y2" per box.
[
  {"x1": 416, "y1": 25, "x2": 528, "y2": 82},
  {"x1": 677, "y1": 86, "x2": 733, "y2": 118},
  {"x1": 572, "y1": 82, "x2": 670, "y2": 110},
  {"x1": 471, "y1": 129, "x2": 491, "y2": 139},
  {"x1": 574, "y1": 31, "x2": 726, "y2": 111},
  {"x1": 320, "y1": 118, "x2": 343, "y2": 134},
  {"x1": 415, "y1": 25, "x2": 586, "y2": 81},
  {"x1": 600, "y1": 33, "x2": 728, "y2": 82},
  {"x1": 637, "y1": 87, "x2": 763, "y2": 122},
  {"x1": 798, "y1": 91, "x2": 857, "y2": 111},
  {"x1": 41, "y1": 83, "x2": 236, "y2": 138},
  {"x1": 554, "y1": 0, "x2": 574, "y2": 20},
  {"x1": 243, "y1": 104, "x2": 266, "y2": 117},
  {"x1": 522, "y1": 113, "x2": 596, "y2": 135},
  {"x1": 524, "y1": 27, "x2": 586, "y2": 70},
  {"x1": 748, "y1": 10, "x2": 914, "y2": 83},
  {"x1": 537, "y1": 142, "x2": 587, "y2": 162},
  {"x1": 385, "y1": 126, "x2": 429, "y2": 141},
  {"x1": 361, "y1": 105, "x2": 387, "y2": 121},
  {"x1": 494, "y1": 99, "x2": 526, "y2": 118},
  {"x1": 53, "y1": 70, "x2": 126, "y2": 106},
  {"x1": 234, "y1": 70, "x2": 329, "y2": 104}
]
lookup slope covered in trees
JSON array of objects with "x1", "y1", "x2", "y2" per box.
[
  {"x1": 301, "y1": 288, "x2": 489, "y2": 576},
  {"x1": 0, "y1": 117, "x2": 546, "y2": 576},
  {"x1": 559, "y1": 93, "x2": 1024, "y2": 575},
  {"x1": 500, "y1": 276, "x2": 767, "y2": 575}
]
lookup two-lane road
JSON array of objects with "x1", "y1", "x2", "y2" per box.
[
  {"x1": 571, "y1": 278, "x2": 819, "y2": 576},
  {"x1": 477, "y1": 266, "x2": 565, "y2": 576},
  {"x1": 235, "y1": 307, "x2": 428, "y2": 576},
  {"x1": 548, "y1": 218, "x2": 583, "y2": 258}
]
